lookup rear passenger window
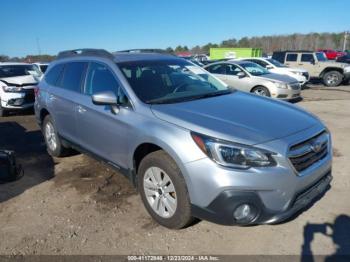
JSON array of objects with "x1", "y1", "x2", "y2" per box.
[
  {"x1": 301, "y1": 54, "x2": 314, "y2": 62},
  {"x1": 59, "y1": 62, "x2": 87, "y2": 92},
  {"x1": 45, "y1": 64, "x2": 64, "y2": 86},
  {"x1": 85, "y1": 62, "x2": 119, "y2": 95},
  {"x1": 286, "y1": 54, "x2": 298, "y2": 62}
]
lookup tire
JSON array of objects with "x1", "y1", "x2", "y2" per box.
[
  {"x1": 138, "y1": 150, "x2": 194, "y2": 229},
  {"x1": 323, "y1": 71, "x2": 343, "y2": 87},
  {"x1": 42, "y1": 115, "x2": 69, "y2": 157},
  {"x1": 251, "y1": 86, "x2": 271, "y2": 97}
]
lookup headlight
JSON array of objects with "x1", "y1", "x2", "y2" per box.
[
  {"x1": 2, "y1": 86, "x2": 23, "y2": 92},
  {"x1": 271, "y1": 81, "x2": 288, "y2": 89},
  {"x1": 344, "y1": 66, "x2": 350, "y2": 73},
  {"x1": 291, "y1": 71, "x2": 303, "y2": 76},
  {"x1": 191, "y1": 132, "x2": 276, "y2": 169}
]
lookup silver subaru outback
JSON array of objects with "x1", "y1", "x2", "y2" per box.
[{"x1": 35, "y1": 49, "x2": 332, "y2": 229}]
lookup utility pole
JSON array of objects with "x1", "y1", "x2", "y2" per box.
[
  {"x1": 36, "y1": 37, "x2": 41, "y2": 56},
  {"x1": 343, "y1": 31, "x2": 349, "y2": 51}
]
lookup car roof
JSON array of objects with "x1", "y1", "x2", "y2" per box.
[{"x1": 0, "y1": 62, "x2": 31, "y2": 66}]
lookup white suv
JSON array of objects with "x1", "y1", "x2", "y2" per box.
[
  {"x1": 0, "y1": 62, "x2": 42, "y2": 116},
  {"x1": 238, "y1": 57, "x2": 310, "y2": 86}
]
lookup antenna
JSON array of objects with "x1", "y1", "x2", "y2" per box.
[{"x1": 36, "y1": 37, "x2": 41, "y2": 56}]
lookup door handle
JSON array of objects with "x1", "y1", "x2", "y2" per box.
[
  {"x1": 77, "y1": 105, "x2": 86, "y2": 113},
  {"x1": 49, "y1": 94, "x2": 56, "y2": 101}
]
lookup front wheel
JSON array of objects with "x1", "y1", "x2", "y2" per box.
[
  {"x1": 323, "y1": 71, "x2": 343, "y2": 87},
  {"x1": 251, "y1": 86, "x2": 271, "y2": 97},
  {"x1": 138, "y1": 150, "x2": 194, "y2": 229}
]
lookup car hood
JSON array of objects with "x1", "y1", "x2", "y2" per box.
[
  {"x1": 151, "y1": 92, "x2": 320, "y2": 145},
  {"x1": 0, "y1": 75, "x2": 39, "y2": 86},
  {"x1": 256, "y1": 73, "x2": 298, "y2": 83}
]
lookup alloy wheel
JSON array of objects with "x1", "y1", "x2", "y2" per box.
[
  {"x1": 143, "y1": 167, "x2": 177, "y2": 218},
  {"x1": 45, "y1": 122, "x2": 57, "y2": 152}
]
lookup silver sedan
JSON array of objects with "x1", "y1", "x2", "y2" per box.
[{"x1": 204, "y1": 60, "x2": 301, "y2": 100}]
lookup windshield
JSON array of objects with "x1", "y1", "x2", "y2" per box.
[
  {"x1": 266, "y1": 58, "x2": 287, "y2": 68},
  {"x1": 316, "y1": 52, "x2": 328, "y2": 62},
  {"x1": 0, "y1": 64, "x2": 42, "y2": 78},
  {"x1": 117, "y1": 59, "x2": 230, "y2": 104},
  {"x1": 239, "y1": 62, "x2": 270, "y2": 76}
]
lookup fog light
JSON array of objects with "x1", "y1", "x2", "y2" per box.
[
  {"x1": 233, "y1": 204, "x2": 256, "y2": 223},
  {"x1": 8, "y1": 98, "x2": 24, "y2": 106}
]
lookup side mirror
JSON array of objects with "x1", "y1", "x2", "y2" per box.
[
  {"x1": 310, "y1": 59, "x2": 315, "y2": 64},
  {"x1": 92, "y1": 91, "x2": 120, "y2": 114},
  {"x1": 237, "y1": 71, "x2": 246, "y2": 78},
  {"x1": 92, "y1": 91, "x2": 117, "y2": 105},
  {"x1": 266, "y1": 65, "x2": 273, "y2": 70}
]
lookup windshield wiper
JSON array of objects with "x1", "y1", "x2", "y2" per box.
[{"x1": 148, "y1": 90, "x2": 232, "y2": 104}]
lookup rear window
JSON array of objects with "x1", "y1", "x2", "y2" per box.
[
  {"x1": 40, "y1": 65, "x2": 48, "y2": 73},
  {"x1": 286, "y1": 54, "x2": 298, "y2": 62},
  {"x1": 45, "y1": 64, "x2": 64, "y2": 86},
  {"x1": 58, "y1": 62, "x2": 87, "y2": 92},
  {"x1": 271, "y1": 52, "x2": 285, "y2": 63},
  {"x1": 0, "y1": 65, "x2": 42, "y2": 78}
]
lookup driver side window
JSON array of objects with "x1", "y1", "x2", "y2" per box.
[
  {"x1": 85, "y1": 62, "x2": 119, "y2": 96},
  {"x1": 225, "y1": 64, "x2": 242, "y2": 76}
]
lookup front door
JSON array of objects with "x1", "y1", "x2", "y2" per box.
[
  {"x1": 76, "y1": 62, "x2": 132, "y2": 168},
  {"x1": 223, "y1": 63, "x2": 252, "y2": 92}
]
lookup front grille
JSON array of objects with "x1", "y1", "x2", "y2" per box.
[
  {"x1": 289, "y1": 83, "x2": 300, "y2": 90},
  {"x1": 288, "y1": 131, "x2": 329, "y2": 173},
  {"x1": 24, "y1": 89, "x2": 35, "y2": 103},
  {"x1": 302, "y1": 72, "x2": 309, "y2": 79}
]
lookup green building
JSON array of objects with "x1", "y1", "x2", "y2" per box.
[{"x1": 210, "y1": 48, "x2": 262, "y2": 60}]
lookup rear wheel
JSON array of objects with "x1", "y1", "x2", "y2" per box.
[
  {"x1": 323, "y1": 71, "x2": 343, "y2": 87},
  {"x1": 43, "y1": 115, "x2": 69, "y2": 157},
  {"x1": 138, "y1": 150, "x2": 194, "y2": 229},
  {"x1": 251, "y1": 86, "x2": 271, "y2": 97}
]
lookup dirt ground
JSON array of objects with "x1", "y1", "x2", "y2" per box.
[{"x1": 0, "y1": 84, "x2": 350, "y2": 256}]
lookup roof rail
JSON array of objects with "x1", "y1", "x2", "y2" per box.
[
  {"x1": 56, "y1": 49, "x2": 115, "y2": 60},
  {"x1": 274, "y1": 50, "x2": 314, "y2": 53},
  {"x1": 117, "y1": 48, "x2": 170, "y2": 54}
]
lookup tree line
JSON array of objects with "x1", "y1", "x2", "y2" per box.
[
  {"x1": 1, "y1": 32, "x2": 348, "y2": 62},
  {"x1": 168, "y1": 32, "x2": 349, "y2": 55}
]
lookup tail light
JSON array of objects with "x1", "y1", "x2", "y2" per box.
[{"x1": 34, "y1": 86, "x2": 40, "y2": 98}]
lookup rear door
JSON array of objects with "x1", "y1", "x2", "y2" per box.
[
  {"x1": 48, "y1": 62, "x2": 88, "y2": 143},
  {"x1": 284, "y1": 53, "x2": 299, "y2": 67}
]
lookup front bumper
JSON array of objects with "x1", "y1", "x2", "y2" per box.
[
  {"x1": 344, "y1": 71, "x2": 350, "y2": 81},
  {"x1": 183, "y1": 124, "x2": 332, "y2": 226},
  {"x1": 0, "y1": 89, "x2": 35, "y2": 110},
  {"x1": 192, "y1": 172, "x2": 332, "y2": 225},
  {"x1": 272, "y1": 88, "x2": 301, "y2": 100}
]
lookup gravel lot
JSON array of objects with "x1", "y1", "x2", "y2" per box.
[{"x1": 0, "y1": 84, "x2": 350, "y2": 257}]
